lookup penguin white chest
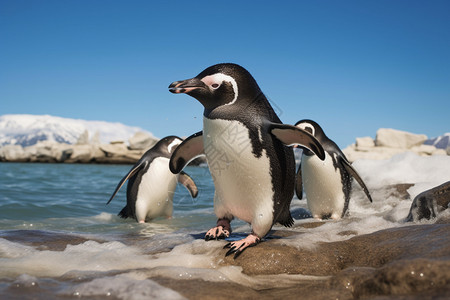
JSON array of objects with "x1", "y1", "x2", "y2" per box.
[
  {"x1": 135, "y1": 157, "x2": 177, "y2": 221},
  {"x1": 203, "y1": 117, "x2": 274, "y2": 229},
  {"x1": 302, "y1": 152, "x2": 345, "y2": 219}
]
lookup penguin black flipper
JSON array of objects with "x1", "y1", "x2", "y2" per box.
[
  {"x1": 269, "y1": 123, "x2": 326, "y2": 161},
  {"x1": 179, "y1": 171, "x2": 199, "y2": 198},
  {"x1": 169, "y1": 131, "x2": 204, "y2": 174},
  {"x1": 340, "y1": 157, "x2": 373, "y2": 203},
  {"x1": 295, "y1": 165, "x2": 303, "y2": 200},
  {"x1": 106, "y1": 160, "x2": 148, "y2": 205}
]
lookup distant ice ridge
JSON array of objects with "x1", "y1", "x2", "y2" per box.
[
  {"x1": 424, "y1": 133, "x2": 450, "y2": 149},
  {"x1": 0, "y1": 114, "x2": 153, "y2": 147}
]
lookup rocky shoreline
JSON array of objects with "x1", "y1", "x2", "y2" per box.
[
  {"x1": 343, "y1": 128, "x2": 449, "y2": 162},
  {"x1": 0, "y1": 131, "x2": 209, "y2": 165},
  {"x1": 1, "y1": 128, "x2": 448, "y2": 164},
  {"x1": 155, "y1": 219, "x2": 450, "y2": 300},
  {"x1": 5, "y1": 214, "x2": 448, "y2": 300},
  {"x1": 0, "y1": 131, "x2": 158, "y2": 164}
]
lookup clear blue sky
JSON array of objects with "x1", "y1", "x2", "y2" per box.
[{"x1": 1, "y1": 0, "x2": 449, "y2": 148}]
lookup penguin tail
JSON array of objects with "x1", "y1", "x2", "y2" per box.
[
  {"x1": 118, "y1": 206, "x2": 130, "y2": 219},
  {"x1": 277, "y1": 211, "x2": 295, "y2": 228}
]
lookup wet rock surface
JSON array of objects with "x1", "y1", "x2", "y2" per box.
[
  {"x1": 406, "y1": 181, "x2": 450, "y2": 222},
  {"x1": 154, "y1": 220, "x2": 450, "y2": 299}
]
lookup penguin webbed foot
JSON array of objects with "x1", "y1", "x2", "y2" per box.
[
  {"x1": 223, "y1": 234, "x2": 261, "y2": 259},
  {"x1": 205, "y1": 226, "x2": 230, "y2": 241}
]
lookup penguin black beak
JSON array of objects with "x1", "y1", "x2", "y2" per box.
[{"x1": 168, "y1": 78, "x2": 206, "y2": 94}]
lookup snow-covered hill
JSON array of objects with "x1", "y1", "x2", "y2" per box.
[{"x1": 0, "y1": 114, "x2": 153, "y2": 147}]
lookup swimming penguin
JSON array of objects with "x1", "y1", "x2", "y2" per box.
[
  {"x1": 293, "y1": 120, "x2": 372, "y2": 219},
  {"x1": 168, "y1": 63, "x2": 325, "y2": 258},
  {"x1": 107, "y1": 136, "x2": 198, "y2": 223}
]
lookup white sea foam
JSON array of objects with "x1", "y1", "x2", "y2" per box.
[
  {"x1": 283, "y1": 152, "x2": 450, "y2": 249},
  {"x1": 62, "y1": 273, "x2": 186, "y2": 300}
]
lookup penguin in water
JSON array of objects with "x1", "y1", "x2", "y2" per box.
[
  {"x1": 168, "y1": 63, "x2": 325, "y2": 258},
  {"x1": 107, "y1": 136, "x2": 198, "y2": 223},
  {"x1": 293, "y1": 120, "x2": 372, "y2": 219}
]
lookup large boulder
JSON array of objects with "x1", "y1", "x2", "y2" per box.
[
  {"x1": 100, "y1": 142, "x2": 129, "y2": 156},
  {"x1": 355, "y1": 136, "x2": 375, "y2": 149},
  {"x1": 343, "y1": 129, "x2": 448, "y2": 162},
  {"x1": 23, "y1": 141, "x2": 74, "y2": 162},
  {"x1": 375, "y1": 128, "x2": 427, "y2": 149},
  {"x1": 406, "y1": 181, "x2": 450, "y2": 222},
  {"x1": 98, "y1": 142, "x2": 143, "y2": 164},
  {"x1": 24, "y1": 141, "x2": 56, "y2": 162},
  {"x1": 343, "y1": 144, "x2": 406, "y2": 161},
  {"x1": 128, "y1": 132, "x2": 158, "y2": 150},
  {"x1": 0, "y1": 145, "x2": 28, "y2": 162},
  {"x1": 66, "y1": 144, "x2": 104, "y2": 163}
]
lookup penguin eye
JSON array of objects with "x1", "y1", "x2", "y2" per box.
[{"x1": 211, "y1": 83, "x2": 220, "y2": 89}]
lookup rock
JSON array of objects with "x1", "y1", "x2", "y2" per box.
[
  {"x1": 24, "y1": 141, "x2": 56, "y2": 162},
  {"x1": 65, "y1": 145, "x2": 104, "y2": 163},
  {"x1": 375, "y1": 128, "x2": 427, "y2": 149},
  {"x1": 410, "y1": 144, "x2": 448, "y2": 156},
  {"x1": 406, "y1": 181, "x2": 450, "y2": 222},
  {"x1": 156, "y1": 222, "x2": 450, "y2": 300},
  {"x1": 90, "y1": 131, "x2": 100, "y2": 145},
  {"x1": 98, "y1": 143, "x2": 144, "y2": 164},
  {"x1": 342, "y1": 144, "x2": 406, "y2": 162},
  {"x1": 76, "y1": 130, "x2": 90, "y2": 145},
  {"x1": 355, "y1": 136, "x2": 374, "y2": 149},
  {"x1": 343, "y1": 129, "x2": 448, "y2": 162},
  {"x1": 128, "y1": 132, "x2": 158, "y2": 150},
  {"x1": 50, "y1": 143, "x2": 75, "y2": 162},
  {"x1": 100, "y1": 143, "x2": 129, "y2": 156},
  {"x1": 386, "y1": 183, "x2": 415, "y2": 200},
  {"x1": 22, "y1": 141, "x2": 73, "y2": 163},
  {"x1": 0, "y1": 145, "x2": 28, "y2": 162}
]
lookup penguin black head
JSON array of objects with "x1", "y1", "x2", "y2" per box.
[
  {"x1": 168, "y1": 63, "x2": 261, "y2": 111},
  {"x1": 294, "y1": 119, "x2": 327, "y2": 141},
  {"x1": 294, "y1": 120, "x2": 328, "y2": 156},
  {"x1": 153, "y1": 135, "x2": 184, "y2": 156}
]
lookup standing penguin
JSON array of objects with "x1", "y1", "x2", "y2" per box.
[
  {"x1": 168, "y1": 63, "x2": 325, "y2": 258},
  {"x1": 107, "y1": 136, "x2": 198, "y2": 223},
  {"x1": 294, "y1": 120, "x2": 372, "y2": 219}
]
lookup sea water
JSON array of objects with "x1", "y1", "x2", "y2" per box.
[{"x1": 0, "y1": 152, "x2": 449, "y2": 299}]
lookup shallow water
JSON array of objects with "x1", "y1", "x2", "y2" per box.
[{"x1": 0, "y1": 153, "x2": 449, "y2": 299}]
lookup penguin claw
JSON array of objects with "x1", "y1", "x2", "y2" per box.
[
  {"x1": 205, "y1": 226, "x2": 230, "y2": 241},
  {"x1": 225, "y1": 246, "x2": 238, "y2": 257},
  {"x1": 223, "y1": 234, "x2": 260, "y2": 259}
]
